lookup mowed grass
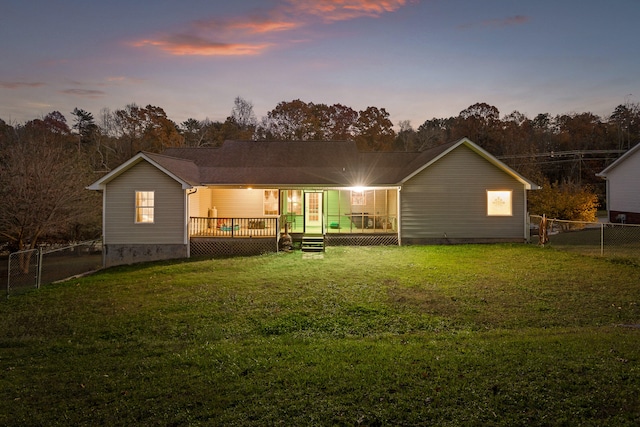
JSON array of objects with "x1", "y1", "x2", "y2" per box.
[{"x1": 1, "y1": 244, "x2": 639, "y2": 426}]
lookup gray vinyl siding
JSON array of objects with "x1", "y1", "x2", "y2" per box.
[
  {"x1": 401, "y1": 145, "x2": 526, "y2": 240},
  {"x1": 104, "y1": 161, "x2": 186, "y2": 244},
  {"x1": 606, "y1": 152, "x2": 640, "y2": 213}
]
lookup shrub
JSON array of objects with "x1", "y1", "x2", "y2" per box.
[{"x1": 528, "y1": 181, "x2": 598, "y2": 227}]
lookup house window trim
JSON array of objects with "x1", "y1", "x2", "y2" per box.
[
  {"x1": 487, "y1": 190, "x2": 513, "y2": 217},
  {"x1": 263, "y1": 189, "x2": 279, "y2": 216},
  {"x1": 287, "y1": 190, "x2": 302, "y2": 215},
  {"x1": 135, "y1": 191, "x2": 155, "y2": 224}
]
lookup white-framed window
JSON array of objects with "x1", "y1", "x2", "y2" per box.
[
  {"x1": 487, "y1": 190, "x2": 512, "y2": 216},
  {"x1": 264, "y1": 189, "x2": 279, "y2": 216},
  {"x1": 287, "y1": 190, "x2": 302, "y2": 215},
  {"x1": 135, "y1": 191, "x2": 155, "y2": 223}
]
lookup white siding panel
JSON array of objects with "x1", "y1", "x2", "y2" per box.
[
  {"x1": 210, "y1": 189, "x2": 267, "y2": 217},
  {"x1": 188, "y1": 187, "x2": 213, "y2": 218},
  {"x1": 401, "y1": 145, "x2": 526, "y2": 240},
  {"x1": 104, "y1": 161, "x2": 185, "y2": 244},
  {"x1": 607, "y1": 152, "x2": 640, "y2": 213}
]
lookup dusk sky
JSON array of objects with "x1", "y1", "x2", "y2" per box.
[{"x1": 1, "y1": 0, "x2": 639, "y2": 128}]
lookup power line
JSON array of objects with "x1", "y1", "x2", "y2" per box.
[{"x1": 497, "y1": 149, "x2": 626, "y2": 160}]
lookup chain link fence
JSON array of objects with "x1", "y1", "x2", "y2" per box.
[
  {"x1": 6, "y1": 249, "x2": 39, "y2": 296},
  {"x1": 5, "y1": 240, "x2": 103, "y2": 297},
  {"x1": 530, "y1": 215, "x2": 640, "y2": 262}
]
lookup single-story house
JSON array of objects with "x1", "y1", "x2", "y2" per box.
[
  {"x1": 88, "y1": 138, "x2": 539, "y2": 267},
  {"x1": 597, "y1": 141, "x2": 640, "y2": 223}
]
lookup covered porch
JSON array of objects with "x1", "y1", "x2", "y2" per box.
[
  {"x1": 280, "y1": 188, "x2": 399, "y2": 236},
  {"x1": 187, "y1": 186, "x2": 399, "y2": 255}
]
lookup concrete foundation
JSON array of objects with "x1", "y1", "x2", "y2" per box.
[{"x1": 104, "y1": 244, "x2": 188, "y2": 267}]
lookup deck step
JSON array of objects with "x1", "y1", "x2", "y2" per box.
[{"x1": 301, "y1": 234, "x2": 325, "y2": 252}]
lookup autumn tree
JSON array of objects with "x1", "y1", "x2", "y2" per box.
[
  {"x1": 98, "y1": 104, "x2": 184, "y2": 167},
  {"x1": 528, "y1": 180, "x2": 598, "y2": 226},
  {"x1": 258, "y1": 100, "x2": 387, "y2": 144},
  {"x1": 38, "y1": 110, "x2": 71, "y2": 135},
  {"x1": 180, "y1": 118, "x2": 210, "y2": 147},
  {"x1": 328, "y1": 104, "x2": 358, "y2": 140},
  {"x1": 354, "y1": 106, "x2": 395, "y2": 151},
  {"x1": 140, "y1": 105, "x2": 184, "y2": 150},
  {"x1": 415, "y1": 117, "x2": 453, "y2": 151},
  {"x1": 0, "y1": 118, "x2": 12, "y2": 146},
  {"x1": 609, "y1": 102, "x2": 640, "y2": 150},
  {"x1": 257, "y1": 99, "x2": 314, "y2": 140},
  {"x1": 554, "y1": 112, "x2": 608, "y2": 151},
  {"x1": 454, "y1": 102, "x2": 501, "y2": 154},
  {"x1": 499, "y1": 110, "x2": 533, "y2": 155},
  {"x1": 0, "y1": 115, "x2": 100, "y2": 255},
  {"x1": 396, "y1": 120, "x2": 417, "y2": 151}
]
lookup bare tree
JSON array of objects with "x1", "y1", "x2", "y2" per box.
[
  {"x1": 230, "y1": 96, "x2": 257, "y2": 132},
  {"x1": 397, "y1": 120, "x2": 416, "y2": 151},
  {"x1": 0, "y1": 118, "x2": 99, "y2": 261}
]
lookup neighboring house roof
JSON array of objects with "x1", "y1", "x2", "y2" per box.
[
  {"x1": 88, "y1": 138, "x2": 538, "y2": 190},
  {"x1": 86, "y1": 151, "x2": 199, "y2": 190},
  {"x1": 596, "y1": 141, "x2": 640, "y2": 178}
]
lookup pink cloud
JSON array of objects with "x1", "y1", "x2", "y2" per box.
[
  {"x1": 289, "y1": 0, "x2": 409, "y2": 21},
  {"x1": 133, "y1": 36, "x2": 271, "y2": 56},
  {"x1": 133, "y1": 0, "x2": 413, "y2": 57},
  {"x1": 0, "y1": 81, "x2": 45, "y2": 89},
  {"x1": 208, "y1": 17, "x2": 301, "y2": 35}
]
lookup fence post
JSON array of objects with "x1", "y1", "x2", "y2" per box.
[{"x1": 600, "y1": 223, "x2": 604, "y2": 257}]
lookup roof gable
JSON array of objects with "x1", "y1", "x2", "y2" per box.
[
  {"x1": 87, "y1": 152, "x2": 199, "y2": 190},
  {"x1": 597, "y1": 142, "x2": 640, "y2": 178},
  {"x1": 401, "y1": 138, "x2": 538, "y2": 189}
]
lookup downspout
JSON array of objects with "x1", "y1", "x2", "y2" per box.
[
  {"x1": 186, "y1": 187, "x2": 198, "y2": 258},
  {"x1": 397, "y1": 186, "x2": 402, "y2": 246},
  {"x1": 524, "y1": 188, "x2": 529, "y2": 243},
  {"x1": 101, "y1": 187, "x2": 107, "y2": 268},
  {"x1": 605, "y1": 179, "x2": 611, "y2": 221}
]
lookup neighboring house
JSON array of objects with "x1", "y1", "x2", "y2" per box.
[
  {"x1": 596, "y1": 142, "x2": 640, "y2": 223},
  {"x1": 88, "y1": 138, "x2": 539, "y2": 267}
]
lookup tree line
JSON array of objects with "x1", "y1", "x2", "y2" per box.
[{"x1": 1, "y1": 97, "x2": 639, "y2": 251}]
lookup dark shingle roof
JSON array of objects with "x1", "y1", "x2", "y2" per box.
[
  {"x1": 89, "y1": 138, "x2": 538, "y2": 192},
  {"x1": 144, "y1": 152, "x2": 200, "y2": 185},
  {"x1": 162, "y1": 140, "x2": 458, "y2": 186}
]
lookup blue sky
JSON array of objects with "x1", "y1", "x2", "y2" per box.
[{"x1": 1, "y1": 0, "x2": 638, "y2": 128}]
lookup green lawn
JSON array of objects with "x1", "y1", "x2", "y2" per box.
[{"x1": 1, "y1": 245, "x2": 639, "y2": 426}]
